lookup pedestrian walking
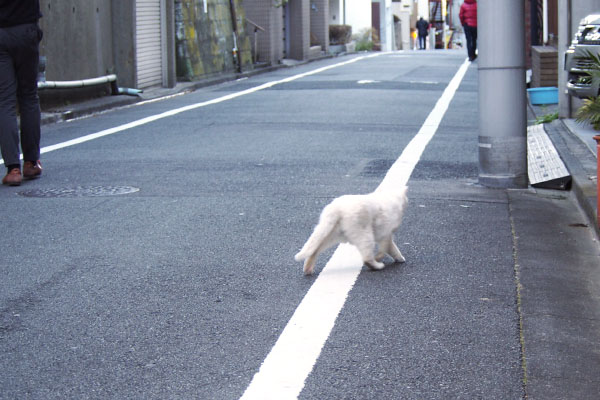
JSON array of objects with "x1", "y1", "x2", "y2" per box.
[
  {"x1": 460, "y1": 0, "x2": 477, "y2": 61},
  {"x1": 416, "y1": 17, "x2": 429, "y2": 50},
  {"x1": 0, "y1": 0, "x2": 43, "y2": 186}
]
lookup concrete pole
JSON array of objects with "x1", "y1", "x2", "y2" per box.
[
  {"x1": 442, "y1": 0, "x2": 447, "y2": 49},
  {"x1": 478, "y1": 0, "x2": 528, "y2": 188},
  {"x1": 380, "y1": 0, "x2": 393, "y2": 52}
]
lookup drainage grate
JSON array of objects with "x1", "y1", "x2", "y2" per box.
[
  {"x1": 18, "y1": 185, "x2": 140, "y2": 198},
  {"x1": 527, "y1": 124, "x2": 571, "y2": 189}
]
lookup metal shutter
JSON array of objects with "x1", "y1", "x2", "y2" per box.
[{"x1": 136, "y1": 0, "x2": 163, "y2": 88}]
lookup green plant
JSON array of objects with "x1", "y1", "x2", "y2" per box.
[
  {"x1": 535, "y1": 112, "x2": 558, "y2": 125},
  {"x1": 576, "y1": 75, "x2": 592, "y2": 85},
  {"x1": 352, "y1": 28, "x2": 378, "y2": 51},
  {"x1": 575, "y1": 50, "x2": 600, "y2": 130},
  {"x1": 576, "y1": 97, "x2": 600, "y2": 129},
  {"x1": 580, "y1": 50, "x2": 600, "y2": 82}
]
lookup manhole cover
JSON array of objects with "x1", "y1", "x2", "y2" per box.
[{"x1": 18, "y1": 185, "x2": 140, "y2": 198}]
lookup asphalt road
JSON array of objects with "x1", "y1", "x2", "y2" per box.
[{"x1": 2, "y1": 51, "x2": 530, "y2": 399}]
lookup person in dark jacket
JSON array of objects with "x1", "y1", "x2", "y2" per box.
[
  {"x1": 0, "y1": 0, "x2": 43, "y2": 186},
  {"x1": 459, "y1": 0, "x2": 477, "y2": 61},
  {"x1": 415, "y1": 17, "x2": 429, "y2": 50}
]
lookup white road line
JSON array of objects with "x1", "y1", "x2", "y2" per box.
[
  {"x1": 0, "y1": 53, "x2": 384, "y2": 166},
  {"x1": 240, "y1": 58, "x2": 471, "y2": 400}
]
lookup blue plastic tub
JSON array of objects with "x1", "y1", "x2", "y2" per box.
[{"x1": 527, "y1": 87, "x2": 558, "y2": 105}]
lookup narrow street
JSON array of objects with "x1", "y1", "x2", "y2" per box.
[{"x1": 1, "y1": 51, "x2": 598, "y2": 399}]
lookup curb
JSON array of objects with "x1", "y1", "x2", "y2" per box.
[{"x1": 545, "y1": 119, "x2": 599, "y2": 235}]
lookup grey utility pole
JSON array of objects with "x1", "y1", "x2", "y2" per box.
[{"x1": 478, "y1": 0, "x2": 528, "y2": 188}]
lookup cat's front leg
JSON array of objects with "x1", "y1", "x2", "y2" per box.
[
  {"x1": 383, "y1": 236, "x2": 405, "y2": 263},
  {"x1": 365, "y1": 259, "x2": 385, "y2": 270},
  {"x1": 389, "y1": 240, "x2": 405, "y2": 263},
  {"x1": 303, "y1": 254, "x2": 318, "y2": 275}
]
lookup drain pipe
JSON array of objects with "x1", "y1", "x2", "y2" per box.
[
  {"x1": 228, "y1": 0, "x2": 242, "y2": 73},
  {"x1": 37, "y1": 74, "x2": 143, "y2": 97}
]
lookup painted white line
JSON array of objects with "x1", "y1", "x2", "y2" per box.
[
  {"x1": 377, "y1": 58, "x2": 471, "y2": 191},
  {"x1": 240, "y1": 57, "x2": 471, "y2": 400},
  {"x1": 0, "y1": 53, "x2": 384, "y2": 166},
  {"x1": 240, "y1": 243, "x2": 364, "y2": 400}
]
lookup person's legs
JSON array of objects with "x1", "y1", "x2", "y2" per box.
[
  {"x1": 0, "y1": 28, "x2": 22, "y2": 170},
  {"x1": 465, "y1": 25, "x2": 476, "y2": 60},
  {"x1": 472, "y1": 26, "x2": 477, "y2": 59},
  {"x1": 14, "y1": 24, "x2": 41, "y2": 165}
]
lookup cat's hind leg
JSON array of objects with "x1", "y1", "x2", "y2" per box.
[{"x1": 303, "y1": 233, "x2": 339, "y2": 275}]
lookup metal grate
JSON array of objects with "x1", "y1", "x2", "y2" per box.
[
  {"x1": 527, "y1": 124, "x2": 571, "y2": 189},
  {"x1": 18, "y1": 186, "x2": 140, "y2": 198}
]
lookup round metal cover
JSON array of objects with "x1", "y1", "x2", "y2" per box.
[{"x1": 18, "y1": 185, "x2": 140, "y2": 198}]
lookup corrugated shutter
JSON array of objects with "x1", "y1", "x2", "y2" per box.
[{"x1": 136, "y1": 0, "x2": 163, "y2": 88}]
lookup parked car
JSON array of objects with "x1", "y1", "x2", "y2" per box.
[{"x1": 566, "y1": 13, "x2": 600, "y2": 98}]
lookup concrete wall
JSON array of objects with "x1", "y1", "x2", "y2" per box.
[
  {"x1": 38, "y1": 0, "x2": 136, "y2": 105},
  {"x1": 329, "y1": 0, "x2": 343, "y2": 24},
  {"x1": 392, "y1": 2, "x2": 411, "y2": 50},
  {"x1": 288, "y1": 0, "x2": 309, "y2": 60},
  {"x1": 175, "y1": 0, "x2": 252, "y2": 80},
  {"x1": 38, "y1": 0, "x2": 175, "y2": 94},
  {"x1": 231, "y1": 0, "x2": 253, "y2": 69},
  {"x1": 111, "y1": 1, "x2": 136, "y2": 88},
  {"x1": 39, "y1": 0, "x2": 254, "y2": 90},
  {"x1": 38, "y1": 0, "x2": 330, "y2": 103},
  {"x1": 310, "y1": 0, "x2": 329, "y2": 50},
  {"x1": 245, "y1": 0, "x2": 330, "y2": 62},
  {"x1": 244, "y1": 0, "x2": 284, "y2": 65},
  {"x1": 39, "y1": 0, "x2": 116, "y2": 81}
]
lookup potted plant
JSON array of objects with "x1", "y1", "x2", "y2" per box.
[
  {"x1": 329, "y1": 25, "x2": 353, "y2": 55},
  {"x1": 575, "y1": 51, "x2": 600, "y2": 130}
]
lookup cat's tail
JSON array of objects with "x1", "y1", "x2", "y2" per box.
[{"x1": 294, "y1": 206, "x2": 339, "y2": 262}]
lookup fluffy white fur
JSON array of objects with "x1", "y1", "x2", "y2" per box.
[{"x1": 295, "y1": 186, "x2": 408, "y2": 275}]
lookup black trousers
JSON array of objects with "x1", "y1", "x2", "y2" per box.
[
  {"x1": 0, "y1": 23, "x2": 42, "y2": 168},
  {"x1": 464, "y1": 24, "x2": 477, "y2": 60}
]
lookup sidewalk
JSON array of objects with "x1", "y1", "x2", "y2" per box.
[{"x1": 524, "y1": 100, "x2": 600, "y2": 398}]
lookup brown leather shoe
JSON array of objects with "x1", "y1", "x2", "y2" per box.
[
  {"x1": 23, "y1": 160, "x2": 42, "y2": 179},
  {"x1": 2, "y1": 168, "x2": 22, "y2": 186}
]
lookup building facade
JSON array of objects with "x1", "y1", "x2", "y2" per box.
[{"x1": 38, "y1": 0, "x2": 329, "y2": 100}]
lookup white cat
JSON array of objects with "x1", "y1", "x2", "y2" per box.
[{"x1": 295, "y1": 186, "x2": 408, "y2": 275}]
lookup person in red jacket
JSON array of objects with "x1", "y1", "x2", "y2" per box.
[{"x1": 459, "y1": 0, "x2": 477, "y2": 61}]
